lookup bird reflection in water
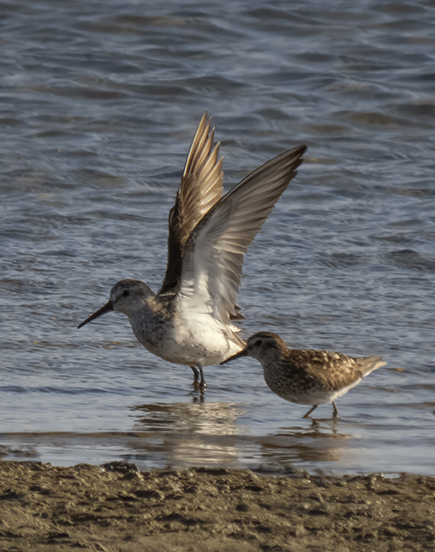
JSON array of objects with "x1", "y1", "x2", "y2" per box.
[
  {"x1": 258, "y1": 421, "x2": 350, "y2": 470},
  {"x1": 128, "y1": 400, "x2": 244, "y2": 469},
  {"x1": 126, "y1": 399, "x2": 352, "y2": 472}
]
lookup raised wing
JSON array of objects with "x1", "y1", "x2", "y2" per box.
[
  {"x1": 159, "y1": 113, "x2": 224, "y2": 294},
  {"x1": 177, "y1": 144, "x2": 307, "y2": 323}
]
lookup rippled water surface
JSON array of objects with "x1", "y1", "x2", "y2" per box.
[{"x1": 1, "y1": 0, "x2": 434, "y2": 475}]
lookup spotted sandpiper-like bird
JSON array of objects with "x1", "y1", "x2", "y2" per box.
[
  {"x1": 222, "y1": 331, "x2": 385, "y2": 417},
  {"x1": 78, "y1": 114, "x2": 307, "y2": 389}
]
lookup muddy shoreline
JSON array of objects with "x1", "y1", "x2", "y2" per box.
[{"x1": 1, "y1": 460, "x2": 434, "y2": 551}]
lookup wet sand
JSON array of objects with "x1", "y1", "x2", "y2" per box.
[{"x1": 1, "y1": 460, "x2": 434, "y2": 551}]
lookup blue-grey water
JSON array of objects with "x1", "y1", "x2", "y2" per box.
[{"x1": 1, "y1": 0, "x2": 434, "y2": 476}]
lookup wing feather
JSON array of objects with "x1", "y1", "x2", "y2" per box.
[
  {"x1": 178, "y1": 145, "x2": 307, "y2": 322},
  {"x1": 159, "y1": 113, "x2": 224, "y2": 294}
]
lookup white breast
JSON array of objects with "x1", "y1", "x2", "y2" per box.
[{"x1": 132, "y1": 307, "x2": 242, "y2": 367}]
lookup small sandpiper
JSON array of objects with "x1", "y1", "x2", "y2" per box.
[
  {"x1": 78, "y1": 114, "x2": 307, "y2": 389},
  {"x1": 222, "y1": 332, "x2": 385, "y2": 418}
]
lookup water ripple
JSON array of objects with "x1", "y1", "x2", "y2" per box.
[{"x1": 1, "y1": 0, "x2": 434, "y2": 475}]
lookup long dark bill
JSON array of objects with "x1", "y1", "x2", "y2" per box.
[
  {"x1": 77, "y1": 301, "x2": 114, "y2": 329},
  {"x1": 220, "y1": 348, "x2": 248, "y2": 365}
]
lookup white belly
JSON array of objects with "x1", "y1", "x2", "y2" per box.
[
  {"x1": 272, "y1": 380, "x2": 362, "y2": 406},
  {"x1": 132, "y1": 311, "x2": 243, "y2": 367}
]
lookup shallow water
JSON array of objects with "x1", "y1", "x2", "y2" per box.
[{"x1": 1, "y1": 0, "x2": 434, "y2": 475}]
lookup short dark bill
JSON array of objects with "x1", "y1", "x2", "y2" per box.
[
  {"x1": 77, "y1": 301, "x2": 114, "y2": 329},
  {"x1": 220, "y1": 348, "x2": 248, "y2": 365}
]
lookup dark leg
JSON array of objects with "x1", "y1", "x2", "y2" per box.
[
  {"x1": 190, "y1": 366, "x2": 200, "y2": 386},
  {"x1": 332, "y1": 402, "x2": 339, "y2": 419},
  {"x1": 198, "y1": 365, "x2": 206, "y2": 390},
  {"x1": 303, "y1": 405, "x2": 317, "y2": 418},
  {"x1": 190, "y1": 365, "x2": 206, "y2": 390}
]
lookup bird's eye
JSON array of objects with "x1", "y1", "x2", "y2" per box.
[
  {"x1": 254, "y1": 340, "x2": 262, "y2": 347},
  {"x1": 122, "y1": 290, "x2": 130, "y2": 297}
]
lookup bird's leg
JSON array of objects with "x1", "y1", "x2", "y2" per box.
[
  {"x1": 303, "y1": 405, "x2": 317, "y2": 418},
  {"x1": 332, "y1": 402, "x2": 339, "y2": 419},
  {"x1": 190, "y1": 366, "x2": 200, "y2": 386},
  {"x1": 190, "y1": 365, "x2": 206, "y2": 390},
  {"x1": 198, "y1": 364, "x2": 206, "y2": 391}
]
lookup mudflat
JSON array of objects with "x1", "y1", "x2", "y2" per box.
[{"x1": 1, "y1": 460, "x2": 434, "y2": 551}]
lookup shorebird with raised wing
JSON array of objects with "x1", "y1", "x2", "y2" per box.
[
  {"x1": 78, "y1": 114, "x2": 307, "y2": 389},
  {"x1": 223, "y1": 332, "x2": 385, "y2": 418}
]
